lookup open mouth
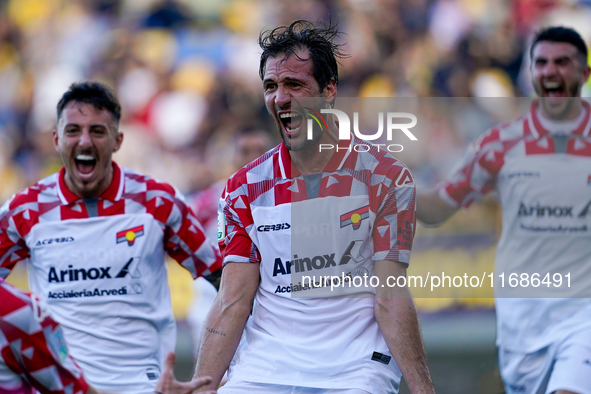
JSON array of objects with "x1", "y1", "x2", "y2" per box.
[
  {"x1": 279, "y1": 111, "x2": 303, "y2": 135},
  {"x1": 543, "y1": 81, "x2": 565, "y2": 97},
  {"x1": 75, "y1": 154, "x2": 97, "y2": 176}
]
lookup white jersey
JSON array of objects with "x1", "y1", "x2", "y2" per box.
[
  {"x1": 439, "y1": 100, "x2": 591, "y2": 352},
  {"x1": 219, "y1": 140, "x2": 416, "y2": 393},
  {"x1": 0, "y1": 163, "x2": 222, "y2": 393}
]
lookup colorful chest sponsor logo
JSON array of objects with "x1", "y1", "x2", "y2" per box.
[
  {"x1": 116, "y1": 225, "x2": 144, "y2": 246},
  {"x1": 340, "y1": 206, "x2": 369, "y2": 230}
]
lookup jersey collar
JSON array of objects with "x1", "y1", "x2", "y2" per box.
[
  {"x1": 278, "y1": 138, "x2": 352, "y2": 179},
  {"x1": 528, "y1": 99, "x2": 591, "y2": 138},
  {"x1": 57, "y1": 161, "x2": 124, "y2": 205}
]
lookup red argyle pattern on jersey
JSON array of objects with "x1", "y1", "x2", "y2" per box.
[
  {"x1": 220, "y1": 139, "x2": 416, "y2": 265},
  {"x1": 0, "y1": 163, "x2": 221, "y2": 279},
  {"x1": 440, "y1": 100, "x2": 591, "y2": 208},
  {"x1": 0, "y1": 279, "x2": 89, "y2": 394}
]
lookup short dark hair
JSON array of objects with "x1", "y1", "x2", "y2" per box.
[
  {"x1": 530, "y1": 26, "x2": 588, "y2": 65},
  {"x1": 258, "y1": 20, "x2": 347, "y2": 91},
  {"x1": 57, "y1": 81, "x2": 121, "y2": 125}
]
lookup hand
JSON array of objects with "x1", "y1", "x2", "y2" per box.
[{"x1": 155, "y1": 352, "x2": 217, "y2": 394}]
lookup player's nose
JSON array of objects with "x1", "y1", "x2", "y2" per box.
[
  {"x1": 275, "y1": 84, "x2": 291, "y2": 109},
  {"x1": 542, "y1": 60, "x2": 559, "y2": 76},
  {"x1": 78, "y1": 129, "x2": 92, "y2": 148}
]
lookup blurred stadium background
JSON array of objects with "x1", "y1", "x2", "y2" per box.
[{"x1": 1, "y1": 0, "x2": 590, "y2": 392}]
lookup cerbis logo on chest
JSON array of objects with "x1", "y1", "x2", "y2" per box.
[
  {"x1": 36, "y1": 237, "x2": 75, "y2": 247},
  {"x1": 48, "y1": 258, "x2": 136, "y2": 283}
]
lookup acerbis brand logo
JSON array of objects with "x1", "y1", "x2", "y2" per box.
[
  {"x1": 506, "y1": 171, "x2": 540, "y2": 179},
  {"x1": 48, "y1": 257, "x2": 140, "y2": 283},
  {"x1": 395, "y1": 167, "x2": 414, "y2": 187},
  {"x1": 257, "y1": 223, "x2": 291, "y2": 232},
  {"x1": 273, "y1": 240, "x2": 366, "y2": 276},
  {"x1": 306, "y1": 109, "x2": 418, "y2": 153},
  {"x1": 35, "y1": 237, "x2": 74, "y2": 247},
  {"x1": 116, "y1": 225, "x2": 144, "y2": 246},
  {"x1": 340, "y1": 206, "x2": 369, "y2": 230}
]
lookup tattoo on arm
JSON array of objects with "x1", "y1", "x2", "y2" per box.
[{"x1": 205, "y1": 327, "x2": 226, "y2": 336}]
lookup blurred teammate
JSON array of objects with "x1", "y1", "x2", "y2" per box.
[
  {"x1": 0, "y1": 277, "x2": 94, "y2": 394},
  {"x1": 418, "y1": 27, "x2": 591, "y2": 394},
  {"x1": 195, "y1": 20, "x2": 434, "y2": 393},
  {"x1": 1, "y1": 278, "x2": 216, "y2": 394},
  {"x1": 190, "y1": 128, "x2": 275, "y2": 241},
  {"x1": 0, "y1": 82, "x2": 222, "y2": 393},
  {"x1": 187, "y1": 128, "x2": 273, "y2": 354}
]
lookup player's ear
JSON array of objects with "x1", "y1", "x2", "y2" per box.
[
  {"x1": 52, "y1": 129, "x2": 59, "y2": 151},
  {"x1": 323, "y1": 79, "x2": 337, "y2": 107},
  {"x1": 113, "y1": 130, "x2": 124, "y2": 152},
  {"x1": 582, "y1": 64, "x2": 590, "y2": 84}
]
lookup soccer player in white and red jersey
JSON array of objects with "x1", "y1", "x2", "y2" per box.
[
  {"x1": 0, "y1": 278, "x2": 217, "y2": 394},
  {"x1": 194, "y1": 20, "x2": 435, "y2": 393},
  {"x1": 0, "y1": 82, "x2": 222, "y2": 393},
  {"x1": 0, "y1": 277, "x2": 93, "y2": 394},
  {"x1": 418, "y1": 27, "x2": 591, "y2": 394}
]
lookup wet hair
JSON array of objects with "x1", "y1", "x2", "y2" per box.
[
  {"x1": 530, "y1": 26, "x2": 588, "y2": 66},
  {"x1": 57, "y1": 81, "x2": 121, "y2": 125},
  {"x1": 258, "y1": 20, "x2": 348, "y2": 91}
]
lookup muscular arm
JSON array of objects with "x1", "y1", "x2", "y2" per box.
[
  {"x1": 374, "y1": 260, "x2": 435, "y2": 394},
  {"x1": 193, "y1": 262, "x2": 260, "y2": 390},
  {"x1": 416, "y1": 188, "x2": 458, "y2": 226}
]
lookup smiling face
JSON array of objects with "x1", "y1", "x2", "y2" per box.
[
  {"x1": 531, "y1": 41, "x2": 591, "y2": 119},
  {"x1": 53, "y1": 101, "x2": 123, "y2": 199},
  {"x1": 262, "y1": 48, "x2": 335, "y2": 151}
]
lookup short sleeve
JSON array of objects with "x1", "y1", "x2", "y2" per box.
[
  {"x1": 0, "y1": 197, "x2": 31, "y2": 279},
  {"x1": 438, "y1": 127, "x2": 505, "y2": 208},
  {"x1": 144, "y1": 179, "x2": 222, "y2": 278},
  {"x1": 372, "y1": 165, "x2": 416, "y2": 266},
  {"x1": 0, "y1": 287, "x2": 90, "y2": 394},
  {"x1": 218, "y1": 179, "x2": 260, "y2": 265}
]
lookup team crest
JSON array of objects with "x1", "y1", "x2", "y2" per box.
[
  {"x1": 116, "y1": 225, "x2": 144, "y2": 246},
  {"x1": 340, "y1": 206, "x2": 369, "y2": 230}
]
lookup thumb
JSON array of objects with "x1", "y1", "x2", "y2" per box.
[
  {"x1": 164, "y1": 351, "x2": 176, "y2": 372},
  {"x1": 155, "y1": 351, "x2": 176, "y2": 391}
]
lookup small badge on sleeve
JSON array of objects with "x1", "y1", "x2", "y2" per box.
[
  {"x1": 217, "y1": 209, "x2": 226, "y2": 241},
  {"x1": 371, "y1": 351, "x2": 391, "y2": 365}
]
